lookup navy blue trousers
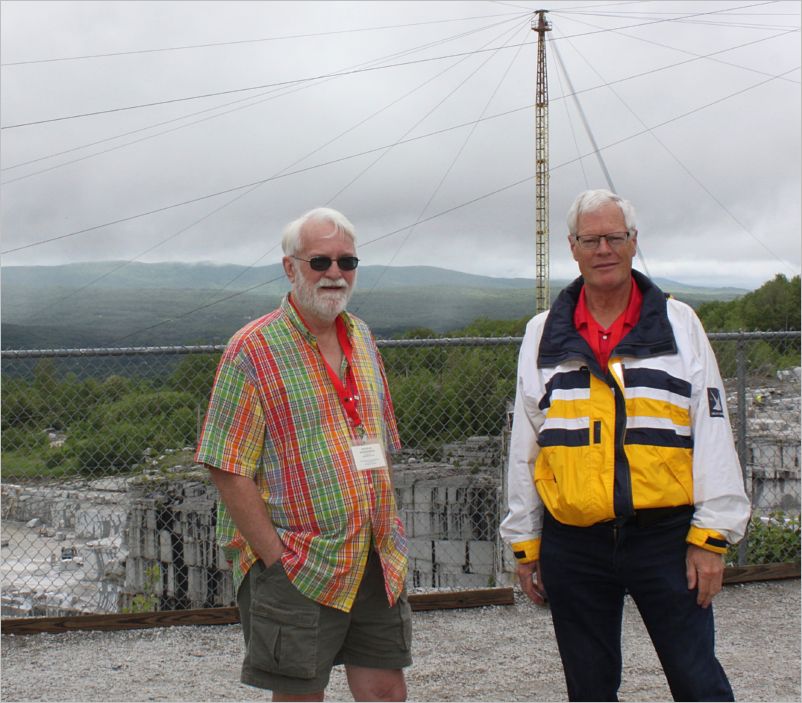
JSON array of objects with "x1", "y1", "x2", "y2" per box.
[{"x1": 540, "y1": 510, "x2": 734, "y2": 702}]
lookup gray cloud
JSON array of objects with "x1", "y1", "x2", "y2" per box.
[{"x1": 1, "y1": 0, "x2": 799, "y2": 290}]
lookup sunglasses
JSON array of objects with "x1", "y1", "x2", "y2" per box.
[{"x1": 292, "y1": 255, "x2": 359, "y2": 272}]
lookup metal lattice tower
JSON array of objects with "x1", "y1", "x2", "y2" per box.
[{"x1": 533, "y1": 10, "x2": 551, "y2": 313}]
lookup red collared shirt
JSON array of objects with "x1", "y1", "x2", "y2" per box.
[{"x1": 574, "y1": 276, "x2": 643, "y2": 371}]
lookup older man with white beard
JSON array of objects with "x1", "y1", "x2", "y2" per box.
[{"x1": 196, "y1": 208, "x2": 411, "y2": 702}]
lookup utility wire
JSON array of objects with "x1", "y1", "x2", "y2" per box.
[
  {"x1": 549, "y1": 10, "x2": 800, "y2": 84},
  {"x1": 325, "y1": 20, "x2": 530, "y2": 205},
  {"x1": 6, "y1": 43, "x2": 796, "y2": 257},
  {"x1": 9, "y1": 8, "x2": 790, "y2": 184},
  {"x1": 0, "y1": 42, "x2": 534, "y2": 130},
  {"x1": 488, "y1": 0, "x2": 537, "y2": 11},
  {"x1": 112, "y1": 22, "x2": 533, "y2": 340},
  {"x1": 161, "y1": 19, "x2": 531, "y2": 309},
  {"x1": 557, "y1": 8, "x2": 800, "y2": 17},
  {"x1": 558, "y1": 10, "x2": 799, "y2": 32},
  {"x1": 103, "y1": 66, "x2": 801, "y2": 344},
  {"x1": 554, "y1": 1, "x2": 648, "y2": 11},
  {"x1": 550, "y1": 36, "x2": 652, "y2": 276},
  {"x1": 353, "y1": 22, "x2": 532, "y2": 308},
  {"x1": 0, "y1": 11, "x2": 528, "y2": 66},
  {"x1": 553, "y1": 24, "x2": 796, "y2": 272},
  {"x1": 548, "y1": 42, "x2": 591, "y2": 189},
  {"x1": 0, "y1": 1, "x2": 775, "y2": 130},
  {"x1": 8, "y1": 22, "x2": 792, "y2": 190},
  {"x1": 24, "y1": 17, "x2": 532, "y2": 316},
  {"x1": 4, "y1": 14, "x2": 525, "y2": 172},
  {"x1": 0, "y1": 111, "x2": 529, "y2": 255},
  {"x1": 2, "y1": 14, "x2": 528, "y2": 183}
]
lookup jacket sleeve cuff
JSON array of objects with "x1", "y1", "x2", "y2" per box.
[
  {"x1": 510, "y1": 538, "x2": 541, "y2": 563},
  {"x1": 686, "y1": 526, "x2": 729, "y2": 554}
]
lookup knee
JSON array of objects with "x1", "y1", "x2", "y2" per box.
[
  {"x1": 351, "y1": 672, "x2": 407, "y2": 702},
  {"x1": 370, "y1": 678, "x2": 406, "y2": 702}
]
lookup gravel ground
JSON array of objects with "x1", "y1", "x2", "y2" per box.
[{"x1": 2, "y1": 580, "x2": 799, "y2": 702}]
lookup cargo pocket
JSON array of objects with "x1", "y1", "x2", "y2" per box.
[
  {"x1": 398, "y1": 591, "x2": 412, "y2": 652},
  {"x1": 249, "y1": 565, "x2": 320, "y2": 679}
]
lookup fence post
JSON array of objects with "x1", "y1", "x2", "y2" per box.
[{"x1": 735, "y1": 332, "x2": 749, "y2": 567}]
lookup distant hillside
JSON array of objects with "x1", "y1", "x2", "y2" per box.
[
  {"x1": 1, "y1": 262, "x2": 748, "y2": 349},
  {"x1": 1, "y1": 261, "x2": 536, "y2": 292}
]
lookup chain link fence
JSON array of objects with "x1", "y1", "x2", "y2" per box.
[{"x1": 1, "y1": 332, "x2": 799, "y2": 618}]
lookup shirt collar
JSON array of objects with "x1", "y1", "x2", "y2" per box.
[{"x1": 573, "y1": 275, "x2": 642, "y2": 333}]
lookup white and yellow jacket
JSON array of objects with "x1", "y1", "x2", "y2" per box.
[{"x1": 500, "y1": 272, "x2": 751, "y2": 564}]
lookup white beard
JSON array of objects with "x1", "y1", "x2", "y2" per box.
[{"x1": 293, "y1": 271, "x2": 354, "y2": 322}]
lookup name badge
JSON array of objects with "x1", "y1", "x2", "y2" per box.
[{"x1": 350, "y1": 440, "x2": 388, "y2": 471}]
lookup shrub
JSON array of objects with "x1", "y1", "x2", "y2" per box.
[
  {"x1": 65, "y1": 390, "x2": 200, "y2": 474},
  {"x1": 727, "y1": 511, "x2": 801, "y2": 565},
  {"x1": 2, "y1": 427, "x2": 48, "y2": 452}
]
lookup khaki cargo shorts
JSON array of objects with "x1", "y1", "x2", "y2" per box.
[{"x1": 237, "y1": 550, "x2": 412, "y2": 695}]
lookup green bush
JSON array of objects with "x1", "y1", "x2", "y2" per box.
[
  {"x1": 169, "y1": 354, "x2": 220, "y2": 401},
  {"x1": 727, "y1": 511, "x2": 801, "y2": 565},
  {"x1": 2, "y1": 386, "x2": 45, "y2": 429},
  {"x1": 2, "y1": 426, "x2": 48, "y2": 452},
  {"x1": 68, "y1": 421, "x2": 153, "y2": 473},
  {"x1": 66, "y1": 390, "x2": 200, "y2": 474}
]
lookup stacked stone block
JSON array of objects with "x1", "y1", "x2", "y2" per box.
[{"x1": 123, "y1": 477, "x2": 234, "y2": 611}]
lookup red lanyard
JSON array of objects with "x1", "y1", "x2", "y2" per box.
[{"x1": 321, "y1": 317, "x2": 363, "y2": 432}]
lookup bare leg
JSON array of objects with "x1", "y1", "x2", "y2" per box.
[{"x1": 346, "y1": 665, "x2": 406, "y2": 702}]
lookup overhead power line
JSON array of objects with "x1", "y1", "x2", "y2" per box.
[
  {"x1": 1, "y1": 46, "x2": 534, "y2": 130},
  {"x1": 548, "y1": 14, "x2": 800, "y2": 84},
  {"x1": 1, "y1": 0, "x2": 776, "y2": 130},
  {"x1": 104, "y1": 63, "x2": 801, "y2": 344},
  {"x1": 4, "y1": 63, "x2": 796, "y2": 259},
  {"x1": 0, "y1": 10, "x2": 528, "y2": 66},
  {"x1": 2, "y1": 13, "x2": 527, "y2": 180},
  {"x1": 353, "y1": 21, "x2": 532, "y2": 306},
  {"x1": 558, "y1": 9, "x2": 799, "y2": 32},
  {"x1": 0, "y1": 111, "x2": 527, "y2": 255},
  {"x1": 25, "y1": 18, "x2": 531, "y2": 319},
  {"x1": 111, "y1": 23, "x2": 535, "y2": 343},
  {"x1": 5, "y1": 28, "x2": 792, "y2": 189},
  {"x1": 554, "y1": 23, "x2": 794, "y2": 271}
]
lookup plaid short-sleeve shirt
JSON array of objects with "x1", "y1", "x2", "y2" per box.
[{"x1": 195, "y1": 296, "x2": 407, "y2": 612}]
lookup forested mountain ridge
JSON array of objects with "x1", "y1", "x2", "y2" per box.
[{"x1": 2, "y1": 261, "x2": 751, "y2": 349}]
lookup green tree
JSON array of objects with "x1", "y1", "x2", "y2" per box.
[
  {"x1": 698, "y1": 274, "x2": 800, "y2": 332},
  {"x1": 169, "y1": 353, "x2": 220, "y2": 401}
]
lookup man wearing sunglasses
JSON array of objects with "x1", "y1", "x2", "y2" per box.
[
  {"x1": 196, "y1": 207, "x2": 411, "y2": 702},
  {"x1": 501, "y1": 189, "x2": 750, "y2": 701}
]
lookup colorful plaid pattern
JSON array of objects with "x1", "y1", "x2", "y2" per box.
[{"x1": 195, "y1": 296, "x2": 407, "y2": 612}]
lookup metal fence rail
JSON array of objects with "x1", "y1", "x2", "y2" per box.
[{"x1": 1, "y1": 332, "x2": 799, "y2": 618}]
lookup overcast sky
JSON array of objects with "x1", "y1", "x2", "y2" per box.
[{"x1": 1, "y1": 0, "x2": 800, "y2": 289}]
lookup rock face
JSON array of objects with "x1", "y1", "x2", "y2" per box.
[
  {"x1": 3, "y1": 393, "x2": 799, "y2": 617},
  {"x1": 1, "y1": 438, "x2": 510, "y2": 616},
  {"x1": 124, "y1": 476, "x2": 233, "y2": 612},
  {"x1": 743, "y1": 378, "x2": 801, "y2": 513},
  {"x1": 1, "y1": 478, "x2": 130, "y2": 617},
  {"x1": 1, "y1": 473, "x2": 234, "y2": 617}
]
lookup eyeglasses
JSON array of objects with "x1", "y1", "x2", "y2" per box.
[
  {"x1": 573, "y1": 232, "x2": 631, "y2": 250},
  {"x1": 292, "y1": 255, "x2": 359, "y2": 271}
]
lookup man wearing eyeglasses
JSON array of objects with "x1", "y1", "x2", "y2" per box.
[
  {"x1": 501, "y1": 189, "x2": 750, "y2": 701},
  {"x1": 196, "y1": 207, "x2": 411, "y2": 702}
]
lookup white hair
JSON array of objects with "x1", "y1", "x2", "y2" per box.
[
  {"x1": 566, "y1": 189, "x2": 637, "y2": 236},
  {"x1": 281, "y1": 207, "x2": 357, "y2": 256}
]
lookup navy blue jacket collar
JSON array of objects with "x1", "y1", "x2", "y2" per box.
[{"x1": 537, "y1": 270, "x2": 677, "y2": 371}]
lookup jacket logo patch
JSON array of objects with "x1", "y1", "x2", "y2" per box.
[{"x1": 707, "y1": 388, "x2": 724, "y2": 418}]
